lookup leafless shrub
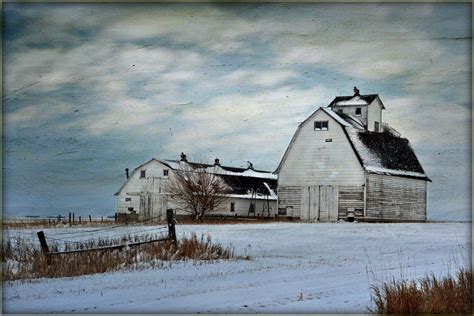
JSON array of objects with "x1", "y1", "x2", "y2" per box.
[
  {"x1": 163, "y1": 161, "x2": 230, "y2": 221},
  {"x1": 3, "y1": 233, "x2": 239, "y2": 281},
  {"x1": 370, "y1": 268, "x2": 472, "y2": 314}
]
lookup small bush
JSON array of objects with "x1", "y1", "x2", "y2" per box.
[
  {"x1": 3, "y1": 233, "x2": 238, "y2": 281},
  {"x1": 370, "y1": 268, "x2": 472, "y2": 314}
]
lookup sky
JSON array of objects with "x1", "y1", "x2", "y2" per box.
[{"x1": 3, "y1": 3, "x2": 471, "y2": 220}]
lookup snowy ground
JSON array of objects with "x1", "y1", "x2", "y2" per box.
[{"x1": 3, "y1": 222, "x2": 471, "y2": 313}]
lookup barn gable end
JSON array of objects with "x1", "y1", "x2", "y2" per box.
[{"x1": 276, "y1": 90, "x2": 430, "y2": 222}]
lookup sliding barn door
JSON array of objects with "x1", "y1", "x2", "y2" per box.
[{"x1": 300, "y1": 186, "x2": 339, "y2": 221}]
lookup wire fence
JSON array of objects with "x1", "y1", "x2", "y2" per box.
[{"x1": 4, "y1": 211, "x2": 177, "y2": 256}]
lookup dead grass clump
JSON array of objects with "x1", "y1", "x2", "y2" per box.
[
  {"x1": 370, "y1": 268, "x2": 472, "y2": 314},
  {"x1": 3, "y1": 233, "x2": 238, "y2": 281}
]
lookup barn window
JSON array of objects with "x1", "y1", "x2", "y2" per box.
[
  {"x1": 140, "y1": 170, "x2": 146, "y2": 178},
  {"x1": 125, "y1": 197, "x2": 131, "y2": 202},
  {"x1": 163, "y1": 169, "x2": 169, "y2": 177},
  {"x1": 337, "y1": 109, "x2": 343, "y2": 114},
  {"x1": 128, "y1": 207, "x2": 134, "y2": 212},
  {"x1": 355, "y1": 108, "x2": 362, "y2": 116},
  {"x1": 314, "y1": 121, "x2": 329, "y2": 131},
  {"x1": 374, "y1": 121, "x2": 380, "y2": 132},
  {"x1": 230, "y1": 202, "x2": 235, "y2": 212}
]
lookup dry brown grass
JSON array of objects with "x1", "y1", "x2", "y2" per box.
[
  {"x1": 370, "y1": 268, "x2": 472, "y2": 314},
  {"x1": 3, "y1": 233, "x2": 239, "y2": 281}
]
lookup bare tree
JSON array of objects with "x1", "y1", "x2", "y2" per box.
[{"x1": 163, "y1": 162, "x2": 230, "y2": 221}]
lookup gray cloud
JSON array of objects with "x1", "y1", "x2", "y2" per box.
[{"x1": 3, "y1": 3, "x2": 471, "y2": 219}]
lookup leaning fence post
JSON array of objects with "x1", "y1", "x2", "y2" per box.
[
  {"x1": 69, "y1": 212, "x2": 72, "y2": 226},
  {"x1": 167, "y1": 209, "x2": 177, "y2": 245},
  {"x1": 37, "y1": 231, "x2": 51, "y2": 264}
]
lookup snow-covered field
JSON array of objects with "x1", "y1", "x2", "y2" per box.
[{"x1": 3, "y1": 222, "x2": 471, "y2": 313}]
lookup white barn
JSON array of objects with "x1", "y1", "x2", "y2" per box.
[
  {"x1": 115, "y1": 155, "x2": 277, "y2": 221},
  {"x1": 275, "y1": 88, "x2": 431, "y2": 222}
]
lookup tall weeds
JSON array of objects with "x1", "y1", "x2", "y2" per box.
[
  {"x1": 3, "y1": 233, "x2": 237, "y2": 281},
  {"x1": 370, "y1": 268, "x2": 472, "y2": 314}
]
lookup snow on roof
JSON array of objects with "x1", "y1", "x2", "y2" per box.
[
  {"x1": 329, "y1": 94, "x2": 381, "y2": 108},
  {"x1": 335, "y1": 112, "x2": 365, "y2": 130},
  {"x1": 345, "y1": 128, "x2": 430, "y2": 181},
  {"x1": 365, "y1": 166, "x2": 429, "y2": 179},
  {"x1": 334, "y1": 95, "x2": 369, "y2": 106},
  {"x1": 225, "y1": 193, "x2": 277, "y2": 201},
  {"x1": 163, "y1": 159, "x2": 277, "y2": 180},
  {"x1": 320, "y1": 107, "x2": 352, "y2": 127}
]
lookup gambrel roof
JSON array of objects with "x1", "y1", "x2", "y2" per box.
[
  {"x1": 275, "y1": 107, "x2": 430, "y2": 181},
  {"x1": 115, "y1": 158, "x2": 277, "y2": 197}
]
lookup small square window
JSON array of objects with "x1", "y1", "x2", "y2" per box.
[
  {"x1": 337, "y1": 109, "x2": 343, "y2": 113},
  {"x1": 163, "y1": 169, "x2": 169, "y2": 177},
  {"x1": 125, "y1": 197, "x2": 131, "y2": 202},
  {"x1": 314, "y1": 121, "x2": 329, "y2": 131},
  {"x1": 355, "y1": 108, "x2": 362, "y2": 116},
  {"x1": 140, "y1": 170, "x2": 146, "y2": 178}
]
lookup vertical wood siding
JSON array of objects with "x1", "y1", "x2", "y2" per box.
[{"x1": 366, "y1": 173, "x2": 427, "y2": 221}]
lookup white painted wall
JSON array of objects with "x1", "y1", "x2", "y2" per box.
[
  {"x1": 278, "y1": 110, "x2": 365, "y2": 186},
  {"x1": 116, "y1": 159, "x2": 171, "y2": 215},
  {"x1": 331, "y1": 104, "x2": 368, "y2": 127},
  {"x1": 367, "y1": 98, "x2": 383, "y2": 132},
  {"x1": 116, "y1": 159, "x2": 277, "y2": 218}
]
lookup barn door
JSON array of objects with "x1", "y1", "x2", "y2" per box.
[
  {"x1": 300, "y1": 186, "x2": 320, "y2": 221},
  {"x1": 150, "y1": 194, "x2": 167, "y2": 221},
  {"x1": 300, "y1": 187, "x2": 310, "y2": 221},
  {"x1": 139, "y1": 194, "x2": 151, "y2": 221},
  {"x1": 319, "y1": 186, "x2": 339, "y2": 221},
  {"x1": 309, "y1": 186, "x2": 320, "y2": 220}
]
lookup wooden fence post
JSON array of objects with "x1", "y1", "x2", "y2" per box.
[
  {"x1": 79, "y1": 216, "x2": 81, "y2": 224},
  {"x1": 69, "y1": 212, "x2": 72, "y2": 226},
  {"x1": 101, "y1": 216, "x2": 103, "y2": 222},
  {"x1": 73, "y1": 213, "x2": 75, "y2": 225},
  {"x1": 115, "y1": 213, "x2": 118, "y2": 222},
  {"x1": 167, "y1": 209, "x2": 177, "y2": 245},
  {"x1": 37, "y1": 231, "x2": 51, "y2": 264},
  {"x1": 89, "y1": 215, "x2": 92, "y2": 222}
]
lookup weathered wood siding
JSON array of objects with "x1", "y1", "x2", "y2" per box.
[
  {"x1": 278, "y1": 109, "x2": 365, "y2": 217},
  {"x1": 278, "y1": 186, "x2": 302, "y2": 216},
  {"x1": 338, "y1": 185, "x2": 365, "y2": 219},
  {"x1": 366, "y1": 173, "x2": 427, "y2": 221}
]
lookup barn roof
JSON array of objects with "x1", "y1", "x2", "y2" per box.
[
  {"x1": 115, "y1": 158, "x2": 277, "y2": 197},
  {"x1": 274, "y1": 107, "x2": 430, "y2": 181},
  {"x1": 328, "y1": 94, "x2": 386, "y2": 109}
]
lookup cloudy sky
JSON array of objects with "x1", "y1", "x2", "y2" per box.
[{"x1": 3, "y1": 3, "x2": 471, "y2": 220}]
